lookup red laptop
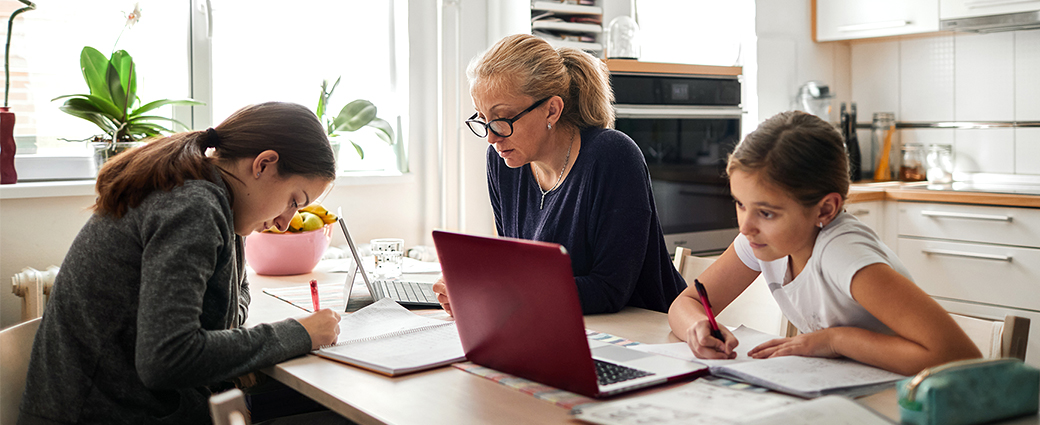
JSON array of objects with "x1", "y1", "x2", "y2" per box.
[{"x1": 432, "y1": 230, "x2": 706, "y2": 398}]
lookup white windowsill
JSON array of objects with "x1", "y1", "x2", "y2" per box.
[{"x1": 1, "y1": 171, "x2": 416, "y2": 200}]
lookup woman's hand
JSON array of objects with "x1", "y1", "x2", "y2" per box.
[
  {"x1": 296, "y1": 308, "x2": 341, "y2": 350},
  {"x1": 432, "y1": 278, "x2": 452, "y2": 317},
  {"x1": 748, "y1": 329, "x2": 840, "y2": 360},
  {"x1": 684, "y1": 320, "x2": 738, "y2": 360}
]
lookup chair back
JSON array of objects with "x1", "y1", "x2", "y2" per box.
[
  {"x1": 950, "y1": 313, "x2": 1029, "y2": 360},
  {"x1": 1, "y1": 317, "x2": 42, "y2": 425},
  {"x1": 672, "y1": 248, "x2": 785, "y2": 336},
  {"x1": 210, "y1": 388, "x2": 251, "y2": 425}
]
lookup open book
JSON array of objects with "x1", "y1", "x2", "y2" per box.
[
  {"x1": 313, "y1": 298, "x2": 465, "y2": 376},
  {"x1": 572, "y1": 380, "x2": 894, "y2": 425},
  {"x1": 632, "y1": 325, "x2": 906, "y2": 398}
]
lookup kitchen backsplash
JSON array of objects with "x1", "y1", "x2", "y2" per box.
[{"x1": 849, "y1": 29, "x2": 1040, "y2": 176}]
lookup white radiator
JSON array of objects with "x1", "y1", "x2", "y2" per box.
[{"x1": 11, "y1": 266, "x2": 58, "y2": 321}]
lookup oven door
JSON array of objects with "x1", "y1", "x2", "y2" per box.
[{"x1": 616, "y1": 106, "x2": 743, "y2": 255}]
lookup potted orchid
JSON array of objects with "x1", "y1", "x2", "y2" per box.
[
  {"x1": 316, "y1": 77, "x2": 395, "y2": 162},
  {"x1": 51, "y1": 3, "x2": 202, "y2": 171}
]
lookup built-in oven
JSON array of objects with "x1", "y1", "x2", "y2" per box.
[{"x1": 610, "y1": 67, "x2": 743, "y2": 255}]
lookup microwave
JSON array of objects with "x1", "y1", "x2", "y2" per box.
[{"x1": 611, "y1": 70, "x2": 743, "y2": 255}]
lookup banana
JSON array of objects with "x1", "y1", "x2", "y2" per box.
[
  {"x1": 301, "y1": 204, "x2": 338, "y2": 224},
  {"x1": 288, "y1": 211, "x2": 305, "y2": 232},
  {"x1": 262, "y1": 225, "x2": 284, "y2": 234}
]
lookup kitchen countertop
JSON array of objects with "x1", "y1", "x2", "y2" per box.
[{"x1": 848, "y1": 181, "x2": 1040, "y2": 208}]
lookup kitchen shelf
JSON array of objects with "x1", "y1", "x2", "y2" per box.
[
  {"x1": 530, "y1": 2, "x2": 602, "y2": 15},
  {"x1": 532, "y1": 20, "x2": 603, "y2": 33}
]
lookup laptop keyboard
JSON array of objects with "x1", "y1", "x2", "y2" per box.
[
  {"x1": 373, "y1": 279, "x2": 437, "y2": 303},
  {"x1": 594, "y1": 359, "x2": 655, "y2": 386}
]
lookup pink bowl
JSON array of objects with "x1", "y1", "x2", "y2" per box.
[{"x1": 244, "y1": 224, "x2": 333, "y2": 275}]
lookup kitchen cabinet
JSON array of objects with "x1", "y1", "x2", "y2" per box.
[
  {"x1": 846, "y1": 200, "x2": 883, "y2": 234},
  {"x1": 815, "y1": 0, "x2": 941, "y2": 41},
  {"x1": 894, "y1": 201, "x2": 1040, "y2": 368},
  {"x1": 940, "y1": 0, "x2": 1040, "y2": 20}
]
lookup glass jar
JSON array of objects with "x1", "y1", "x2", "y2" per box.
[
  {"x1": 899, "y1": 144, "x2": 926, "y2": 182},
  {"x1": 870, "y1": 112, "x2": 897, "y2": 182},
  {"x1": 926, "y1": 144, "x2": 954, "y2": 184}
]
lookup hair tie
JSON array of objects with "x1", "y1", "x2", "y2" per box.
[{"x1": 205, "y1": 128, "x2": 220, "y2": 148}]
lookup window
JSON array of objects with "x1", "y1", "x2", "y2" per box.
[
  {"x1": 6, "y1": 0, "x2": 406, "y2": 180},
  {"x1": 4, "y1": 0, "x2": 189, "y2": 157}
]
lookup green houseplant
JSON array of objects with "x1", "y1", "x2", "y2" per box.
[
  {"x1": 316, "y1": 77, "x2": 395, "y2": 161},
  {"x1": 52, "y1": 46, "x2": 202, "y2": 170}
]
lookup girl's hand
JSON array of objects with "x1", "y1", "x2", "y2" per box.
[
  {"x1": 748, "y1": 329, "x2": 840, "y2": 359},
  {"x1": 296, "y1": 308, "x2": 342, "y2": 350},
  {"x1": 432, "y1": 278, "x2": 452, "y2": 317},
  {"x1": 684, "y1": 320, "x2": 738, "y2": 360}
]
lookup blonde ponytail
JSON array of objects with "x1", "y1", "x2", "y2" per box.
[{"x1": 467, "y1": 34, "x2": 614, "y2": 129}]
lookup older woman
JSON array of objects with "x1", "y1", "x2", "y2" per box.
[{"x1": 433, "y1": 34, "x2": 686, "y2": 315}]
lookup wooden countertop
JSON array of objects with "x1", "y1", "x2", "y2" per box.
[{"x1": 847, "y1": 181, "x2": 1040, "y2": 208}]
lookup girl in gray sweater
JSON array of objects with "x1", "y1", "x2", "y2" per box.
[{"x1": 19, "y1": 102, "x2": 343, "y2": 424}]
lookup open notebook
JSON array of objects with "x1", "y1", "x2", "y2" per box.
[
  {"x1": 632, "y1": 325, "x2": 907, "y2": 399},
  {"x1": 313, "y1": 298, "x2": 465, "y2": 376}
]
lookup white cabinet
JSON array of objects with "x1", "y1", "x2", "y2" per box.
[
  {"x1": 815, "y1": 0, "x2": 940, "y2": 41},
  {"x1": 895, "y1": 201, "x2": 1040, "y2": 367},
  {"x1": 846, "y1": 200, "x2": 883, "y2": 234},
  {"x1": 941, "y1": 0, "x2": 1040, "y2": 20}
]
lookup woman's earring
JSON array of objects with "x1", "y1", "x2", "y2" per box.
[
  {"x1": 256, "y1": 172, "x2": 261, "y2": 178},
  {"x1": 547, "y1": 123, "x2": 552, "y2": 130},
  {"x1": 818, "y1": 222, "x2": 824, "y2": 229}
]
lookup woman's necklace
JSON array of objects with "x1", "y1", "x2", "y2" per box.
[{"x1": 536, "y1": 130, "x2": 575, "y2": 210}]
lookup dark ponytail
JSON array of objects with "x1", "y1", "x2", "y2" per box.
[{"x1": 95, "y1": 102, "x2": 336, "y2": 218}]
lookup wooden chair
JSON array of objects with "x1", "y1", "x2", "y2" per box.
[
  {"x1": 949, "y1": 313, "x2": 1030, "y2": 360},
  {"x1": 209, "y1": 388, "x2": 251, "y2": 425},
  {"x1": 673, "y1": 247, "x2": 785, "y2": 336},
  {"x1": 1, "y1": 317, "x2": 42, "y2": 425}
]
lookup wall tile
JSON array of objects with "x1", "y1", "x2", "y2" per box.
[
  {"x1": 954, "y1": 128, "x2": 1015, "y2": 173},
  {"x1": 1016, "y1": 30, "x2": 1040, "y2": 121},
  {"x1": 851, "y1": 40, "x2": 900, "y2": 123},
  {"x1": 955, "y1": 32, "x2": 1015, "y2": 121},
  {"x1": 900, "y1": 35, "x2": 954, "y2": 122},
  {"x1": 1016, "y1": 128, "x2": 1040, "y2": 175}
]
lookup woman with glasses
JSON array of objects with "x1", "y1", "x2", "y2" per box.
[{"x1": 432, "y1": 34, "x2": 686, "y2": 315}]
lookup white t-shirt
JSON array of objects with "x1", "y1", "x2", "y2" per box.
[{"x1": 733, "y1": 212, "x2": 912, "y2": 335}]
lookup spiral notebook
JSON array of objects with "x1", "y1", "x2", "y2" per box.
[{"x1": 313, "y1": 298, "x2": 465, "y2": 376}]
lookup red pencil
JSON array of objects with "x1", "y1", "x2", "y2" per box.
[{"x1": 310, "y1": 279, "x2": 320, "y2": 312}]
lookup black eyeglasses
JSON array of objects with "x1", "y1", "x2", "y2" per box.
[{"x1": 465, "y1": 97, "x2": 550, "y2": 138}]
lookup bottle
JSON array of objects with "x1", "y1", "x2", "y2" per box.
[
  {"x1": 847, "y1": 103, "x2": 861, "y2": 181},
  {"x1": 870, "y1": 112, "x2": 896, "y2": 182}
]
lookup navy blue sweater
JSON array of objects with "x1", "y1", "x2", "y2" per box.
[{"x1": 487, "y1": 127, "x2": 687, "y2": 314}]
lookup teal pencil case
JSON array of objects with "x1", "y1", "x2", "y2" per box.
[{"x1": 898, "y1": 358, "x2": 1039, "y2": 425}]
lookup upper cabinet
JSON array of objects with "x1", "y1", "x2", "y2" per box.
[
  {"x1": 815, "y1": 0, "x2": 940, "y2": 41},
  {"x1": 941, "y1": 0, "x2": 1040, "y2": 20}
]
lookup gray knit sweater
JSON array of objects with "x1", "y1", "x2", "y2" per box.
[{"x1": 18, "y1": 177, "x2": 312, "y2": 425}]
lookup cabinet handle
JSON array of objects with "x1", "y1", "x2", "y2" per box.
[
  {"x1": 922, "y1": 249, "x2": 1012, "y2": 262},
  {"x1": 965, "y1": 0, "x2": 1035, "y2": 8},
  {"x1": 920, "y1": 210, "x2": 1013, "y2": 222},
  {"x1": 850, "y1": 209, "x2": 871, "y2": 216},
  {"x1": 837, "y1": 20, "x2": 910, "y2": 32}
]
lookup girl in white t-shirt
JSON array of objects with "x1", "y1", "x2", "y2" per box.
[{"x1": 667, "y1": 111, "x2": 981, "y2": 375}]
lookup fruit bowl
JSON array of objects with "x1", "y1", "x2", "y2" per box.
[{"x1": 244, "y1": 223, "x2": 333, "y2": 276}]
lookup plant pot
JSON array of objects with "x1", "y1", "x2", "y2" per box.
[
  {"x1": 92, "y1": 141, "x2": 144, "y2": 174},
  {"x1": 1, "y1": 107, "x2": 17, "y2": 184}
]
